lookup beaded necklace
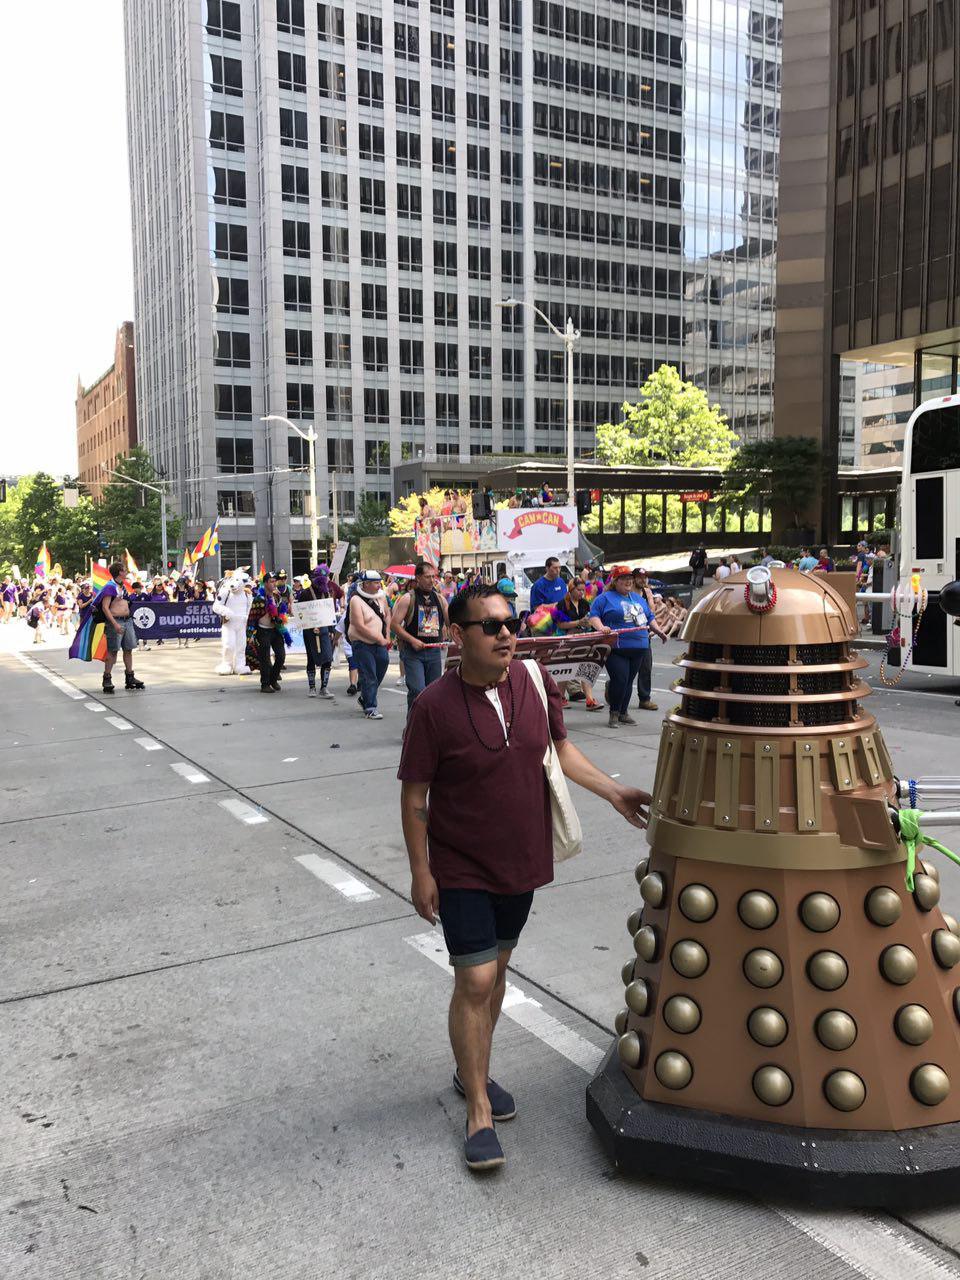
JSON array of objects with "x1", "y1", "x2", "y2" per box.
[{"x1": 459, "y1": 668, "x2": 514, "y2": 752}]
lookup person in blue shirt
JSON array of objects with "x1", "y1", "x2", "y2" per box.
[
  {"x1": 529, "y1": 557, "x2": 567, "y2": 610},
  {"x1": 796, "y1": 547, "x2": 819, "y2": 572},
  {"x1": 589, "y1": 565, "x2": 668, "y2": 727}
]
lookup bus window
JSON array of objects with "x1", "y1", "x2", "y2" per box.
[
  {"x1": 914, "y1": 475, "x2": 944, "y2": 560},
  {"x1": 910, "y1": 405, "x2": 960, "y2": 473}
]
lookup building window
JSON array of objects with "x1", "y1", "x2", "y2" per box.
[
  {"x1": 317, "y1": 4, "x2": 345, "y2": 42},
  {"x1": 397, "y1": 235, "x2": 423, "y2": 271},
  {"x1": 435, "y1": 342, "x2": 458, "y2": 375},
  {"x1": 320, "y1": 171, "x2": 348, "y2": 208},
  {"x1": 359, "y1": 124, "x2": 385, "y2": 160},
  {"x1": 359, "y1": 177, "x2": 386, "y2": 213},
  {"x1": 286, "y1": 382, "x2": 315, "y2": 418},
  {"x1": 322, "y1": 225, "x2": 350, "y2": 262},
  {"x1": 286, "y1": 328, "x2": 313, "y2": 366},
  {"x1": 396, "y1": 77, "x2": 421, "y2": 114},
  {"x1": 324, "y1": 332, "x2": 350, "y2": 368},
  {"x1": 432, "y1": 189, "x2": 457, "y2": 225},
  {"x1": 434, "y1": 291, "x2": 457, "y2": 324},
  {"x1": 220, "y1": 540, "x2": 254, "y2": 569},
  {"x1": 884, "y1": 23, "x2": 902, "y2": 78},
  {"x1": 363, "y1": 336, "x2": 388, "y2": 370},
  {"x1": 216, "y1": 436, "x2": 254, "y2": 473},
  {"x1": 288, "y1": 435, "x2": 309, "y2": 468},
  {"x1": 398, "y1": 183, "x2": 423, "y2": 220},
  {"x1": 214, "y1": 384, "x2": 253, "y2": 419},
  {"x1": 281, "y1": 163, "x2": 309, "y2": 203},
  {"x1": 323, "y1": 279, "x2": 350, "y2": 314},
  {"x1": 212, "y1": 167, "x2": 246, "y2": 207},
  {"x1": 325, "y1": 386, "x2": 353, "y2": 419},
  {"x1": 859, "y1": 115, "x2": 876, "y2": 167},
  {"x1": 214, "y1": 330, "x2": 251, "y2": 368},
  {"x1": 318, "y1": 116, "x2": 347, "y2": 154},
  {"x1": 361, "y1": 283, "x2": 388, "y2": 319},
  {"x1": 399, "y1": 339, "x2": 424, "y2": 372},
  {"x1": 934, "y1": 0, "x2": 954, "y2": 52},
  {"x1": 399, "y1": 287, "x2": 425, "y2": 322},
  {"x1": 468, "y1": 245, "x2": 491, "y2": 279},
  {"x1": 209, "y1": 111, "x2": 244, "y2": 151},
  {"x1": 469, "y1": 345, "x2": 492, "y2": 377},
  {"x1": 217, "y1": 489, "x2": 255, "y2": 516},
  {"x1": 396, "y1": 130, "x2": 421, "y2": 166},
  {"x1": 213, "y1": 222, "x2": 248, "y2": 260},
  {"x1": 282, "y1": 219, "x2": 310, "y2": 258},
  {"x1": 908, "y1": 12, "x2": 927, "y2": 65},
  {"x1": 279, "y1": 107, "x2": 308, "y2": 149},
  {"x1": 289, "y1": 488, "x2": 306, "y2": 516},
  {"x1": 400, "y1": 391, "x2": 425, "y2": 424},
  {"x1": 837, "y1": 125, "x2": 853, "y2": 177},
  {"x1": 327, "y1": 438, "x2": 353, "y2": 468},
  {"x1": 210, "y1": 54, "x2": 243, "y2": 96},
  {"x1": 215, "y1": 276, "x2": 249, "y2": 314},
  {"x1": 357, "y1": 12, "x2": 383, "y2": 49},
  {"x1": 207, "y1": 1, "x2": 241, "y2": 39},
  {"x1": 278, "y1": 50, "x2": 307, "y2": 91},
  {"x1": 861, "y1": 35, "x2": 877, "y2": 87},
  {"x1": 318, "y1": 59, "x2": 346, "y2": 98},
  {"x1": 277, "y1": 0, "x2": 305, "y2": 34},
  {"x1": 433, "y1": 137, "x2": 457, "y2": 172},
  {"x1": 357, "y1": 69, "x2": 384, "y2": 106},
  {"x1": 284, "y1": 273, "x2": 312, "y2": 311},
  {"x1": 360, "y1": 230, "x2": 386, "y2": 266},
  {"x1": 363, "y1": 391, "x2": 390, "y2": 425},
  {"x1": 883, "y1": 103, "x2": 902, "y2": 157},
  {"x1": 934, "y1": 82, "x2": 953, "y2": 138},
  {"x1": 907, "y1": 93, "x2": 926, "y2": 148}
]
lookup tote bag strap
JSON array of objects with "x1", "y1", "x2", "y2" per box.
[{"x1": 522, "y1": 658, "x2": 551, "y2": 734}]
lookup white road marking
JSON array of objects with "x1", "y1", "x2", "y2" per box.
[
  {"x1": 406, "y1": 930, "x2": 954, "y2": 1278},
  {"x1": 218, "y1": 797, "x2": 268, "y2": 825},
  {"x1": 104, "y1": 716, "x2": 132, "y2": 731},
  {"x1": 404, "y1": 931, "x2": 604, "y2": 1073},
  {"x1": 84, "y1": 702, "x2": 105, "y2": 712},
  {"x1": 170, "y1": 762, "x2": 209, "y2": 785},
  {"x1": 775, "y1": 1208, "x2": 960, "y2": 1280},
  {"x1": 15, "y1": 654, "x2": 84, "y2": 699},
  {"x1": 282, "y1": 756, "x2": 299, "y2": 762},
  {"x1": 135, "y1": 737, "x2": 163, "y2": 752},
  {"x1": 295, "y1": 853, "x2": 379, "y2": 902}
]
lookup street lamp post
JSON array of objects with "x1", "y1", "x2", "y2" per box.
[
  {"x1": 497, "y1": 298, "x2": 580, "y2": 503},
  {"x1": 101, "y1": 465, "x2": 169, "y2": 568},
  {"x1": 262, "y1": 414, "x2": 318, "y2": 569}
]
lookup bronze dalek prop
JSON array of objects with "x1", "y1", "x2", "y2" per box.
[{"x1": 586, "y1": 566, "x2": 960, "y2": 1206}]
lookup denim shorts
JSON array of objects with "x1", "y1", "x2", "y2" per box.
[
  {"x1": 106, "y1": 616, "x2": 137, "y2": 653},
  {"x1": 438, "y1": 888, "x2": 535, "y2": 968}
]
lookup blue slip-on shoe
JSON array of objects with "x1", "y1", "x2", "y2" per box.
[
  {"x1": 453, "y1": 1069, "x2": 517, "y2": 1121},
  {"x1": 464, "y1": 1124, "x2": 505, "y2": 1172}
]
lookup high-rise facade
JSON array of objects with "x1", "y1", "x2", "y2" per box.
[
  {"x1": 75, "y1": 322, "x2": 138, "y2": 502},
  {"x1": 125, "y1": 0, "x2": 780, "y2": 572},
  {"x1": 775, "y1": 0, "x2": 959, "y2": 539}
]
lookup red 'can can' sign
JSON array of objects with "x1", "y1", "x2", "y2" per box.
[{"x1": 680, "y1": 491, "x2": 712, "y2": 503}]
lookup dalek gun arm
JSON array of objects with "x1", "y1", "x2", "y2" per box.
[{"x1": 895, "y1": 776, "x2": 960, "y2": 812}]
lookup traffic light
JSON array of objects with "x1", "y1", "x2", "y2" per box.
[
  {"x1": 167, "y1": 560, "x2": 175, "y2": 571},
  {"x1": 0, "y1": 479, "x2": 6, "y2": 503}
]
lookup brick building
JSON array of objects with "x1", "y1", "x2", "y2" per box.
[{"x1": 76, "y1": 322, "x2": 138, "y2": 501}]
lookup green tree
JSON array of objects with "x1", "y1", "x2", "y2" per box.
[
  {"x1": 98, "y1": 446, "x2": 181, "y2": 569},
  {"x1": 721, "y1": 436, "x2": 823, "y2": 531},
  {"x1": 0, "y1": 477, "x2": 25, "y2": 571},
  {"x1": 595, "y1": 365, "x2": 739, "y2": 468},
  {"x1": 15, "y1": 473, "x2": 62, "y2": 570},
  {"x1": 53, "y1": 497, "x2": 100, "y2": 576}
]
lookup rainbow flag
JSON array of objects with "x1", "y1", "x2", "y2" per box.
[
  {"x1": 526, "y1": 604, "x2": 560, "y2": 636},
  {"x1": 258, "y1": 558, "x2": 267, "y2": 580},
  {"x1": 90, "y1": 561, "x2": 112, "y2": 591},
  {"x1": 35, "y1": 541, "x2": 51, "y2": 580},
  {"x1": 125, "y1": 549, "x2": 139, "y2": 577},
  {"x1": 191, "y1": 517, "x2": 221, "y2": 562},
  {"x1": 69, "y1": 612, "x2": 108, "y2": 663}
]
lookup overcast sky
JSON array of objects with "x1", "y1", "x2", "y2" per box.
[{"x1": 1, "y1": 1, "x2": 133, "y2": 478}]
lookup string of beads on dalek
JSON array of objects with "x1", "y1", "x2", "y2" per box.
[{"x1": 587, "y1": 565, "x2": 960, "y2": 1207}]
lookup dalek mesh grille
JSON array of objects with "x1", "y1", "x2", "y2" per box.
[
  {"x1": 682, "y1": 696, "x2": 717, "y2": 721},
  {"x1": 800, "y1": 700, "x2": 855, "y2": 726},
  {"x1": 689, "y1": 641, "x2": 722, "y2": 663},
  {"x1": 731, "y1": 644, "x2": 789, "y2": 666},
  {"x1": 728, "y1": 701, "x2": 791, "y2": 727},
  {"x1": 797, "y1": 643, "x2": 845, "y2": 664},
  {"x1": 686, "y1": 668, "x2": 718, "y2": 691},
  {"x1": 731, "y1": 673, "x2": 791, "y2": 696},
  {"x1": 798, "y1": 671, "x2": 846, "y2": 694}
]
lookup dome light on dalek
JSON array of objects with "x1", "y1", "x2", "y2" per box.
[{"x1": 586, "y1": 566, "x2": 960, "y2": 1208}]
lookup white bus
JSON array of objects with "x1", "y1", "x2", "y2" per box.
[{"x1": 894, "y1": 395, "x2": 960, "y2": 676}]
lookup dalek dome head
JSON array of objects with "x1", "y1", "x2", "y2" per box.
[{"x1": 682, "y1": 567, "x2": 859, "y2": 648}]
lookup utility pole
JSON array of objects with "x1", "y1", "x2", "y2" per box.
[
  {"x1": 262, "y1": 414, "x2": 318, "y2": 568},
  {"x1": 101, "y1": 464, "x2": 169, "y2": 568}
]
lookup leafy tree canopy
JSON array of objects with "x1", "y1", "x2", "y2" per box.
[
  {"x1": 596, "y1": 365, "x2": 739, "y2": 469},
  {"x1": 720, "y1": 436, "x2": 823, "y2": 527},
  {"x1": 99, "y1": 446, "x2": 181, "y2": 568}
]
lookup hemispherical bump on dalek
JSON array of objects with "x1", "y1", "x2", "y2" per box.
[{"x1": 586, "y1": 567, "x2": 960, "y2": 1207}]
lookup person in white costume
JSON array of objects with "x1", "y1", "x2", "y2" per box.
[{"x1": 212, "y1": 570, "x2": 252, "y2": 675}]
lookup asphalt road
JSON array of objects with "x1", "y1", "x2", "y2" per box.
[{"x1": 3, "y1": 637, "x2": 960, "y2": 1279}]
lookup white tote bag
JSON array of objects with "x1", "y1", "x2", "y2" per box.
[{"x1": 522, "y1": 660, "x2": 583, "y2": 862}]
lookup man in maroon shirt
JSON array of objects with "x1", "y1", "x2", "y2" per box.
[{"x1": 398, "y1": 582, "x2": 651, "y2": 1172}]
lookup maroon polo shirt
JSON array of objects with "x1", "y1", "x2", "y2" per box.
[{"x1": 397, "y1": 660, "x2": 567, "y2": 895}]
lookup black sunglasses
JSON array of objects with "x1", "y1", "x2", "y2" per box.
[{"x1": 460, "y1": 616, "x2": 522, "y2": 637}]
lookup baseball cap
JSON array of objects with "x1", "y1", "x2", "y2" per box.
[
  {"x1": 496, "y1": 577, "x2": 517, "y2": 597},
  {"x1": 610, "y1": 564, "x2": 633, "y2": 579}
]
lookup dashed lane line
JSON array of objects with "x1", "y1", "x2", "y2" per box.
[
  {"x1": 135, "y1": 736, "x2": 164, "y2": 752},
  {"x1": 404, "y1": 930, "x2": 604, "y2": 1074},
  {"x1": 294, "y1": 853, "x2": 380, "y2": 902},
  {"x1": 84, "y1": 701, "x2": 106, "y2": 712},
  {"x1": 170, "y1": 762, "x2": 210, "y2": 785},
  {"x1": 104, "y1": 715, "x2": 132, "y2": 731},
  {"x1": 218, "y1": 797, "x2": 268, "y2": 825},
  {"x1": 14, "y1": 653, "x2": 85, "y2": 699}
]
